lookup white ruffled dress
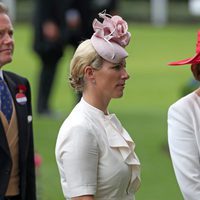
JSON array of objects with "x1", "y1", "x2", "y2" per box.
[{"x1": 55, "y1": 98, "x2": 141, "y2": 200}]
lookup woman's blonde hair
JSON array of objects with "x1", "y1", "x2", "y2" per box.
[{"x1": 69, "y1": 39, "x2": 103, "y2": 92}]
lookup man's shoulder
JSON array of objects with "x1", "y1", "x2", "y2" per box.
[{"x1": 4, "y1": 70, "x2": 29, "y2": 83}]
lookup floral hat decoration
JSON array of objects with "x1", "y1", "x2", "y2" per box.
[
  {"x1": 91, "y1": 10, "x2": 131, "y2": 64},
  {"x1": 168, "y1": 30, "x2": 200, "y2": 66}
]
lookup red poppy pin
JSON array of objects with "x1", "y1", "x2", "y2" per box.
[{"x1": 16, "y1": 84, "x2": 27, "y2": 105}]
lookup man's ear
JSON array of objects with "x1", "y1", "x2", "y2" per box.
[{"x1": 191, "y1": 64, "x2": 200, "y2": 81}]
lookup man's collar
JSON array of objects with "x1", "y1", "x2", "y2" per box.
[{"x1": 0, "y1": 70, "x2": 3, "y2": 79}]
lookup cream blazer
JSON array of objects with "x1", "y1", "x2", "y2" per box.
[
  {"x1": 55, "y1": 98, "x2": 140, "y2": 200},
  {"x1": 168, "y1": 91, "x2": 200, "y2": 200}
]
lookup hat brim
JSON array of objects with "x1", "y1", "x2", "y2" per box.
[{"x1": 168, "y1": 52, "x2": 200, "y2": 66}]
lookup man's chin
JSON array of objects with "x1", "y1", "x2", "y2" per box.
[
  {"x1": 6, "y1": 55, "x2": 13, "y2": 61},
  {"x1": 0, "y1": 58, "x2": 13, "y2": 66}
]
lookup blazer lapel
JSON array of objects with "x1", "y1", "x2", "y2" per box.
[
  {"x1": 0, "y1": 119, "x2": 10, "y2": 156},
  {"x1": 3, "y1": 72, "x2": 29, "y2": 159}
]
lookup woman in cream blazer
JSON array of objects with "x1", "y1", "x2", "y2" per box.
[{"x1": 168, "y1": 30, "x2": 200, "y2": 200}]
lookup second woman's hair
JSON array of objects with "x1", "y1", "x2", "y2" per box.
[{"x1": 69, "y1": 39, "x2": 103, "y2": 92}]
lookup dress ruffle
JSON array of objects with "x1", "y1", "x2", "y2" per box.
[
  {"x1": 80, "y1": 98, "x2": 141, "y2": 192},
  {"x1": 104, "y1": 114, "x2": 141, "y2": 192}
]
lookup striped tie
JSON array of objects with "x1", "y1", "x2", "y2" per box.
[{"x1": 0, "y1": 77, "x2": 13, "y2": 122}]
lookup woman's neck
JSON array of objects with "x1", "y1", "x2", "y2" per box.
[{"x1": 82, "y1": 92, "x2": 109, "y2": 115}]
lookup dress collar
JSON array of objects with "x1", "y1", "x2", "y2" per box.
[{"x1": 80, "y1": 97, "x2": 107, "y2": 119}]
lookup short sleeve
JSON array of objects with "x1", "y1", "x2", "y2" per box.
[{"x1": 60, "y1": 125, "x2": 99, "y2": 198}]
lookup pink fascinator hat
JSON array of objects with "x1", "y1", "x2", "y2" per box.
[
  {"x1": 168, "y1": 31, "x2": 200, "y2": 66},
  {"x1": 91, "y1": 10, "x2": 131, "y2": 64}
]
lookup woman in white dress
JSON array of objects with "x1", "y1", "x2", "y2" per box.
[
  {"x1": 55, "y1": 11, "x2": 141, "y2": 200},
  {"x1": 168, "y1": 30, "x2": 200, "y2": 200}
]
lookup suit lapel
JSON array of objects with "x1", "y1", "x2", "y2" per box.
[
  {"x1": 0, "y1": 119, "x2": 10, "y2": 155},
  {"x1": 3, "y1": 72, "x2": 29, "y2": 161},
  {"x1": 0, "y1": 72, "x2": 13, "y2": 155}
]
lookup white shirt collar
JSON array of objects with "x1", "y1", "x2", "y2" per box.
[{"x1": 0, "y1": 70, "x2": 3, "y2": 79}]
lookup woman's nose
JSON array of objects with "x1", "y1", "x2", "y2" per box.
[{"x1": 122, "y1": 68, "x2": 130, "y2": 80}]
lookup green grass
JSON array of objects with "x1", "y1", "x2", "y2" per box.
[{"x1": 5, "y1": 23, "x2": 199, "y2": 200}]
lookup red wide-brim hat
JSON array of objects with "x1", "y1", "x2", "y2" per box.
[{"x1": 168, "y1": 31, "x2": 200, "y2": 66}]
